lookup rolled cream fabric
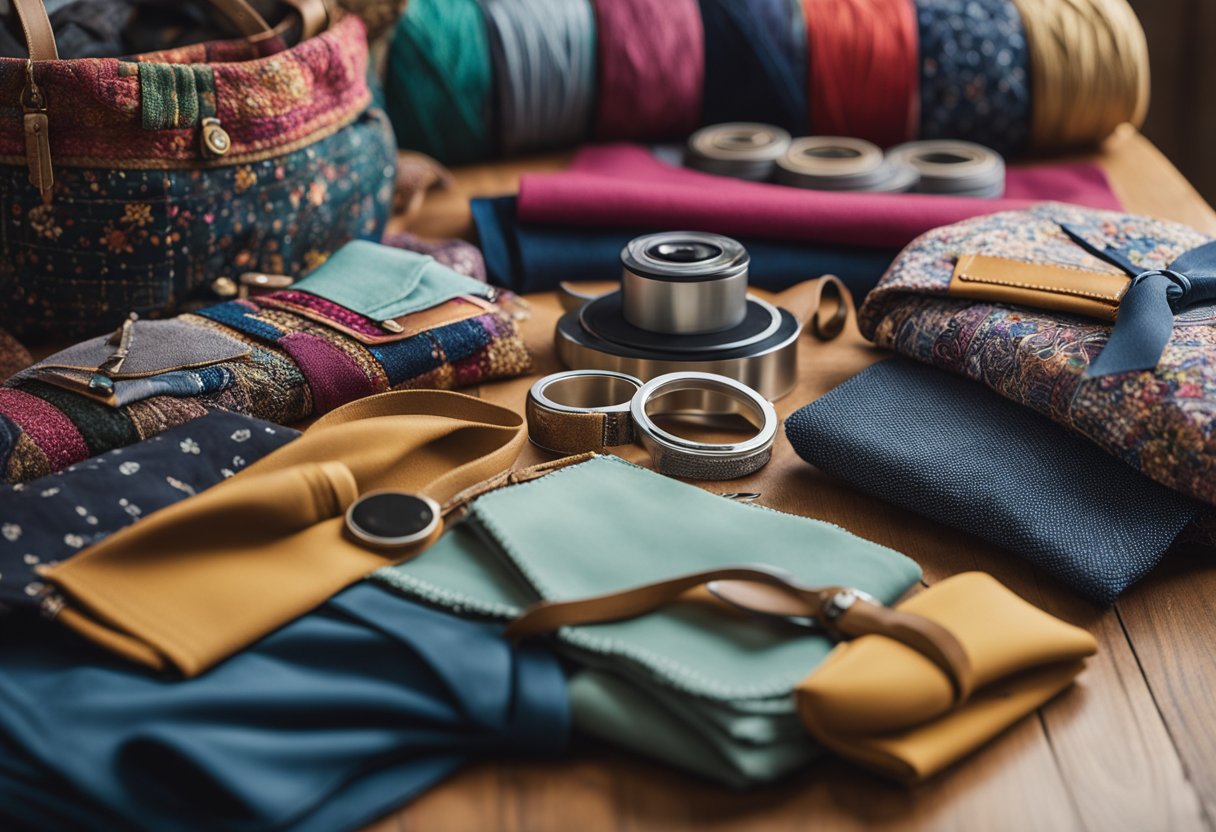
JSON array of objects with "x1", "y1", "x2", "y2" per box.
[
  {"x1": 44, "y1": 390, "x2": 528, "y2": 677},
  {"x1": 795, "y1": 572, "x2": 1097, "y2": 782}
]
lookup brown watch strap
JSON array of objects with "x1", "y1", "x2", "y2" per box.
[{"x1": 504, "y1": 565, "x2": 974, "y2": 705}]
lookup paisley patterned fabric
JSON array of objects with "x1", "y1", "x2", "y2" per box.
[
  {"x1": 915, "y1": 0, "x2": 1031, "y2": 155},
  {"x1": 858, "y1": 202, "x2": 1216, "y2": 506},
  {"x1": 0, "y1": 292, "x2": 530, "y2": 484},
  {"x1": 0, "y1": 14, "x2": 395, "y2": 341}
]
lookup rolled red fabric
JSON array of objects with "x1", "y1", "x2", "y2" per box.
[
  {"x1": 517, "y1": 144, "x2": 1122, "y2": 249},
  {"x1": 592, "y1": 0, "x2": 704, "y2": 140},
  {"x1": 803, "y1": 0, "x2": 919, "y2": 147}
]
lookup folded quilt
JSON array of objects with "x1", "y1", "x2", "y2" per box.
[
  {"x1": 0, "y1": 244, "x2": 530, "y2": 483},
  {"x1": 858, "y1": 203, "x2": 1216, "y2": 507}
]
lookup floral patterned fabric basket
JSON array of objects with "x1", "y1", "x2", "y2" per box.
[
  {"x1": 858, "y1": 202, "x2": 1216, "y2": 508},
  {"x1": 0, "y1": 6, "x2": 396, "y2": 341}
]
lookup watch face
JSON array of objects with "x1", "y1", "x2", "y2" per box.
[{"x1": 346, "y1": 492, "x2": 438, "y2": 547}]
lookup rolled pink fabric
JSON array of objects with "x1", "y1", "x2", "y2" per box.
[
  {"x1": 518, "y1": 144, "x2": 1122, "y2": 249},
  {"x1": 592, "y1": 0, "x2": 703, "y2": 141}
]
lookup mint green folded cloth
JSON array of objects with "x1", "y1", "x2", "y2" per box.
[{"x1": 373, "y1": 455, "x2": 922, "y2": 785}]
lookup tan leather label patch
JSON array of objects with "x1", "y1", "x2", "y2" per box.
[{"x1": 948, "y1": 254, "x2": 1128, "y2": 322}]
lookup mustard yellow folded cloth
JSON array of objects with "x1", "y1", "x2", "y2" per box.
[
  {"x1": 44, "y1": 390, "x2": 527, "y2": 677},
  {"x1": 795, "y1": 572, "x2": 1098, "y2": 782}
]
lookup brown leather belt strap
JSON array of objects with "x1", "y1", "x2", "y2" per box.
[{"x1": 504, "y1": 565, "x2": 974, "y2": 704}]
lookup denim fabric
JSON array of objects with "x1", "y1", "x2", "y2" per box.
[{"x1": 785, "y1": 359, "x2": 1202, "y2": 602}]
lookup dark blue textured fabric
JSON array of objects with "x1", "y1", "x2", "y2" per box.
[
  {"x1": 785, "y1": 359, "x2": 1202, "y2": 603},
  {"x1": 697, "y1": 0, "x2": 807, "y2": 134},
  {"x1": 915, "y1": 0, "x2": 1030, "y2": 155},
  {"x1": 0, "y1": 410, "x2": 299, "y2": 613},
  {"x1": 471, "y1": 196, "x2": 897, "y2": 297},
  {"x1": 0, "y1": 583, "x2": 569, "y2": 832}
]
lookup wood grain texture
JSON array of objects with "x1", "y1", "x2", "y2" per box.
[{"x1": 386, "y1": 132, "x2": 1216, "y2": 831}]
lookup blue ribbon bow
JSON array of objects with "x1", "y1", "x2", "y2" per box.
[{"x1": 1059, "y1": 223, "x2": 1216, "y2": 377}]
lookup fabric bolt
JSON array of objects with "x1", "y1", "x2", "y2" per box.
[
  {"x1": 385, "y1": 0, "x2": 495, "y2": 164},
  {"x1": 375, "y1": 454, "x2": 923, "y2": 786},
  {"x1": 803, "y1": 0, "x2": 919, "y2": 147},
  {"x1": 0, "y1": 583, "x2": 569, "y2": 832},
  {"x1": 480, "y1": 0, "x2": 598, "y2": 156},
  {"x1": 857, "y1": 202, "x2": 1216, "y2": 508},
  {"x1": 591, "y1": 0, "x2": 704, "y2": 140},
  {"x1": 42, "y1": 390, "x2": 529, "y2": 676},
  {"x1": 0, "y1": 410, "x2": 299, "y2": 613},
  {"x1": 785, "y1": 359, "x2": 1203, "y2": 602},
  {"x1": 514, "y1": 143, "x2": 1121, "y2": 249},
  {"x1": 915, "y1": 0, "x2": 1031, "y2": 155},
  {"x1": 697, "y1": 0, "x2": 807, "y2": 134},
  {"x1": 383, "y1": 231, "x2": 488, "y2": 282},
  {"x1": 471, "y1": 195, "x2": 899, "y2": 296}
]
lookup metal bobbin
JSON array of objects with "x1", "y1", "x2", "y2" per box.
[
  {"x1": 620, "y1": 231, "x2": 750, "y2": 335},
  {"x1": 685, "y1": 122, "x2": 792, "y2": 181}
]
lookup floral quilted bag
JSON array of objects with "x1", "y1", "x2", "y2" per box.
[
  {"x1": 858, "y1": 202, "x2": 1216, "y2": 507},
  {"x1": 0, "y1": 0, "x2": 396, "y2": 341}
]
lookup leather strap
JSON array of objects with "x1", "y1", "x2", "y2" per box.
[
  {"x1": 10, "y1": 0, "x2": 57, "y2": 61},
  {"x1": 7, "y1": 0, "x2": 333, "y2": 60},
  {"x1": 504, "y1": 565, "x2": 974, "y2": 704}
]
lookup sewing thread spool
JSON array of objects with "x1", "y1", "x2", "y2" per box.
[
  {"x1": 620, "y1": 232, "x2": 750, "y2": 334},
  {"x1": 775, "y1": 136, "x2": 919, "y2": 192},
  {"x1": 685, "y1": 122, "x2": 792, "y2": 181},
  {"x1": 887, "y1": 140, "x2": 1006, "y2": 198}
]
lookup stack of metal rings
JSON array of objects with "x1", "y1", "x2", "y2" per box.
[
  {"x1": 774, "y1": 136, "x2": 919, "y2": 192},
  {"x1": 526, "y1": 368, "x2": 778, "y2": 481},
  {"x1": 886, "y1": 140, "x2": 1006, "y2": 198},
  {"x1": 555, "y1": 231, "x2": 802, "y2": 400},
  {"x1": 684, "y1": 122, "x2": 793, "y2": 181}
]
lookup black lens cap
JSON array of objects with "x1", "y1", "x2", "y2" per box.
[{"x1": 345, "y1": 491, "x2": 440, "y2": 548}]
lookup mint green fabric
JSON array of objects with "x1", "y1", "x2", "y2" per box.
[
  {"x1": 373, "y1": 456, "x2": 922, "y2": 786},
  {"x1": 294, "y1": 240, "x2": 491, "y2": 321}
]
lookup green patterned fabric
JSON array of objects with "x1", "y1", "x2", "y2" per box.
[{"x1": 138, "y1": 63, "x2": 216, "y2": 130}]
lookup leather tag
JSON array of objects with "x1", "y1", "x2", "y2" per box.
[
  {"x1": 23, "y1": 111, "x2": 53, "y2": 195},
  {"x1": 948, "y1": 254, "x2": 1128, "y2": 322}
]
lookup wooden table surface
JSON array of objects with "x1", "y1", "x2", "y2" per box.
[{"x1": 367, "y1": 126, "x2": 1216, "y2": 832}]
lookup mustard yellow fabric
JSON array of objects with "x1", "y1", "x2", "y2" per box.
[
  {"x1": 45, "y1": 390, "x2": 527, "y2": 677},
  {"x1": 795, "y1": 572, "x2": 1098, "y2": 782}
]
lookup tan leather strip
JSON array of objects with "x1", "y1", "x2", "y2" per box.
[
  {"x1": 504, "y1": 565, "x2": 975, "y2": 704},
  {"x1": 10, "y1": 0, "x2": 57, "y2": 61},
  {"x1": 948, "y1": 253, "x2": 1127, "y2": 322},
  {"x1": 805, "y1": 274, "x2": 854, "y2": 340},
  {"x1": 206, "y1": 0, "x2": 274, "y2": 36},
  {"x1": 280, "y1": 0, "x2": 331, "y2": 39}
]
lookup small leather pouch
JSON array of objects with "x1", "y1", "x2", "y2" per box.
[
  {"x1": 21, "y1": 319, "x2": 249, "y2": 381},
  {"x1": 291, "y1": 239, "x2": 494, "y2": 325},
  {"x1": 794, "y1": 572, "x2": 1097, "y2": 782},
  {"x1": 946, "y1": 254, "x2": 1128, "y2": 321},
  {"x1": 258, "y1": 290, "x2": 495, "y2": 345}
]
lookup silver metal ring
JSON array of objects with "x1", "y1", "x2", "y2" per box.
[
  {"x1": 886, "y1": 140, "x2": 1005, "y2": 198},
  {"x1": 526, "y1": 370, "x2": 642, "y2": 454},
  {"x1": 620, "y1": 232, "x2": 749, "y2": 334},
  {"x1": 631, "y1": 372, "x2": 777, "y2": 480}
]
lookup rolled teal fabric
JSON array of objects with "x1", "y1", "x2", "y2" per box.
[
  {"x1": 385, "y1": 0, "x2": 495, "y2": 164},
  {"x1": 374, "y1": 455, "x2": 922, "y2": 785}
]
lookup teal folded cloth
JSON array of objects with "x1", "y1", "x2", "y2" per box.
[
  {"x1": 294, "y1": 239, "x2": 492, "y2": 321},
  {"x1": 373, "y1": 455, "x2": 922, "y2": 786}
]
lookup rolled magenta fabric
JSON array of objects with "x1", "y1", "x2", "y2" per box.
[
  {"x1": 592, "y1": 0, "x2": 703, "y2": 140},
  {"x1": 516, "y1": 144, "x2": 1122, "y2": 248}
]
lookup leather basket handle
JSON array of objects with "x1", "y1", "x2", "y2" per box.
[{"x1": 9, "y1": 0, "x2": 331, "y2": 62}]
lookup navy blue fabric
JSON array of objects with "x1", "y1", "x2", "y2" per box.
[
  {"x1": 0, "y1": 410, "x2": 298, "y2": 613},
  {"x1": 785, "y1": 359, "x2": 1202, "y2": 603},
  {"x1": 0, "y1": 583, "x2": 569, "y2": 832},
  {"x1": 915, "y1": 0, "x2": 1030, "y2": 155},
  {"x1": 471, "y1": 196, "x2": 897, "y2": 297},
  {"x1": 697, "y1": 0, "x2": 807, "y2": 134}
]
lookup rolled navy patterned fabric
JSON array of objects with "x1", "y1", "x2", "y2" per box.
[
  {"x1": 915, "y1": 0, "x2": 1031, "y2": 155},
  {"x1": 785, "y1": 359, "x2": 1202, "y2": 603},
  {"x1": 0, "y1": 410, "x2": 299, "y2": 614}
]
